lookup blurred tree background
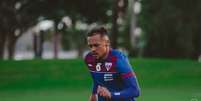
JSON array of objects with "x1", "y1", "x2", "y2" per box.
[
  {"x1": 139, "y1": 0, "x2": 201, "y2": 59},
  {"x1": 0, "y1": 0, "x2": 201, "y2": 60}
]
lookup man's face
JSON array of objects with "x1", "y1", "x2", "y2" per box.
[{"x1": 87, "y1": 34, "x2": 108, "y2": 59}]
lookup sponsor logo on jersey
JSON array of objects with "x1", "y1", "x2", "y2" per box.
[{"x1": 104, "y1": 73, "x2": 113, "y2": 81}]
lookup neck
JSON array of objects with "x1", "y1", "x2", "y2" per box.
[{"x1": 101, "y1": 47, "x2": 110, "y2": 60}]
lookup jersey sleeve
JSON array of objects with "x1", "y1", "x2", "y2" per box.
[
  {"x1": 111, "y1": 52, "x2": 140, "y2": 99},
  {"x1": 84, "y1": 53, "x2": 98, "y2": 94},
  {"x1": 91, "y1": 74, "x2": 98, "y2": 94}
]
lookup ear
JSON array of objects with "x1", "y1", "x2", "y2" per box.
[{"x1": 106, "y1": 40, "x2": 110, "y2": 46}]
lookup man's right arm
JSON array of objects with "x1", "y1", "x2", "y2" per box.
[
  {"x1": 89, "y1": 94, "x2": 97, "y2": 101},
  {"x1": 92, "y1": 80, "x2": 98, "y2": 94},
  {"x1": 84, "y1": 54, "x2": 98, "y2": 101},
  {"x1": 89, "y1": 80, "x2": 98, "y2": 101}
]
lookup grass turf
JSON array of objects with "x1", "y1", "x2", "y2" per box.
[
  {"x1": 0, "y1": 58, "x2": 201, "y2": 101},
  {"x1": 0, "y1": 88, "x2": 200, "y2": 101}
]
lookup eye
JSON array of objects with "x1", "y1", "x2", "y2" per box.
[
  {"x1": 94, "y1": 44, "x2": 100, "y2": 47},
  {"x1": 88, "y1": 45, "x2": 93, "y2": 48},
  {"x1": 88, "y1": 44, "x2": 100, "y2": 48}
]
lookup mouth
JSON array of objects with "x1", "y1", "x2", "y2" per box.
[{"x1": 92, "y1": 52, "x2": 98, "y2": 57}]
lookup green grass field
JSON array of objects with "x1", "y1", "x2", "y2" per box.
[{"x1": 0, "y1": 59, "x2": 201, "y2": 101}]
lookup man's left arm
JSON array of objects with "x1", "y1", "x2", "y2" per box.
[
  {"x1": 111, "y1": 71, "x2": 140, "y2": 99},
  {"x1": 111, "y1": 53, "x2": 140, "y2": 99}
]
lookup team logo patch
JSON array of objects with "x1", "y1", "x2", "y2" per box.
[
  {"x1": 105, "y1": 62, "x2": 112, "y2": 71},
  {"x1": 114, "y1": 92, "x2": 120, "y2": 95},
  {"x1": 88, "y1": 64, "x2": 92, "y2": 67}
]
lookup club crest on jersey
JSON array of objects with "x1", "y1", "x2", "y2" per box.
[{"x1": 105, "y1": 62, "x2": 112, "y2": 71}]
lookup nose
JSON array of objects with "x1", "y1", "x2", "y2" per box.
[{"x1": 91, "y1": 46, "x2": 96, "y2": 52}]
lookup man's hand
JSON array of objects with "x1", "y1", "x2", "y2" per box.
[
  {"x1": 89, "y1": 94, "x2": 97, "y2": 101},
  {"x1": 97, "y1": 86, "x2": 111, "y2": 99}
]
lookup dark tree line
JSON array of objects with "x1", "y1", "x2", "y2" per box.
[
  {"x1": 139, "y1": 0, "x2": 201, "y2": 59},
  {"x1": 2, "y1": 0, "x2": 199, "y2": 60},
  {"x1": 0, "y1": 0, "x2": 44, "y2": 59},
  {"x1": 0, "y1": 0, "x2": 113, "y2": 59}
]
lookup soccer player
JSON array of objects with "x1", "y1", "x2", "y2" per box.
[{"x1": 84, "y1": 27, "x2": 140, "y2": 101}]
